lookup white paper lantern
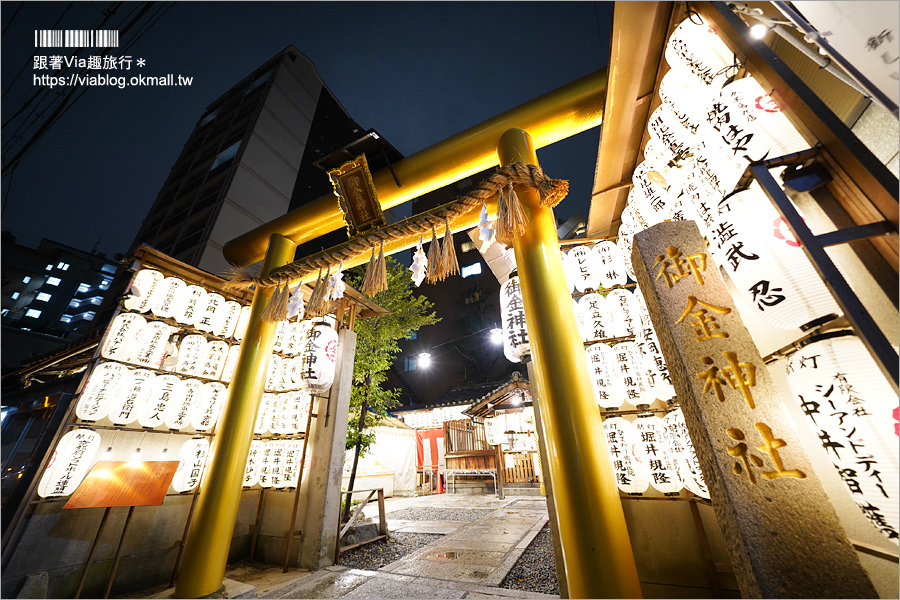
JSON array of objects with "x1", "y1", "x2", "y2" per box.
[
  {"x1": 220, "y1": 344, "x2": 241, "y2": 383},
  {"x1": 265, "y1": 354, "x2": 284, "y2": 392},
  {"x1": 632, "y1": 161, "x2": 675, "y2": 226},
  {"x1": 632, "y1": 289, "x2": 676, "y2": 403},
  {"x1": 579, "y1": 293, "x2": 612, "y2": 342},
  {"x1": 108, "y1": 369, "x2": 155, "y2": 426},
  {"x1": 658, "y1": 68, "x2": 709, "y2": 135},
  {"x1": 284, "y1": 321, "x2": 305, "y2": 356},
  {"x1": 662, "y1": 409, "x2": 710, "y2": 499},
  {"x1": 282, "y1": 356, "x2": 302, "y2": 391},
  {"x1": 648, "y1": 103, "x2": 698, "y2": 161},
  {"x1": 298, "y1": 323, "x2": 339, "y2": 392},
  {"x1": 293, "y1": 391, "x2": 312, "y2": 433},
  {"x1": 258, "y1": 442, "x2": 274, "y2": 488},
  {"x1": 665, "y1": 14, "x2": 735, "y2": 91},
  {"x1": 281, "y1": 440, "x2": 303, "y2": 488},
  {"x1": 603, "y1": 417, "x2": 650, "y2": 494},
  {"x1": 710, "y1": 184, "x2": 841, "y2": 330},
  {"x1": 593, "y1": 241, "x2": 627, "y2": 288},
  {"x1": 785, "y1": 333, "x2": 898, "y2": 542},
  {"x1": 214, "y1": 301, "x2": 242, "y2": 339},
  {"x1": 610, "y1": 341, "x2": 646, "y2": 407},
  {"x1": 563, "y1": 246, "x2": 601, "y2": 293},
  {"x1": 138, "y1": 374, "x2": 183, "y2": 428},
  {"x1": 243, "y1": 440, "x2": 265, "y2": 487},
  {"x1": 500, "y1": 276, "x2": 531, "y2": 363},
  {"x1": 272, "y1": 321, "x2": 287, "y2": 354},
  {"x1": 616, "y1": 207, "x2": 642, "y2": 282},
  {"x1": 195, "y1": 292, "x2": 225, "y2": 333},
  {"x1": 37, "y1": 429, "x2": 101, "y2": 498},
  {"x1": 171, "y1": 438, "x2": 209, "y2": 493},
  {"x1": 76, "y1": 361, "x2": 129, "y2": 421},
  {"x1": 573, "y1": 298, "x2": 589, "y2": 343},
  {"x1": 269, "y1": 441, "x2": 288, "y2": 489},
  {"x1": 585, "y1": 342, "x2": 620, "y2": 408},
  {"x1": 192, "y1": 381, "x2": 227, "y2": 431},
  {"x1": 101, "y1": 313, "x2": 147, "y2": 363},
  {"x1": 633, "y1": 416, "x2": 683, "y2": 494},
  {"x1": 232, "y1": 304, "x2": 253, "y2": 342},
  {"x1": 165, "y1": 378, "x2": 203, "y2": 430},
  {"x1": 606, "y1": 289, "x2": 640, "y2": 338},
  {"x1": 175, "y1": 334, "x2": 207, "y2": 377},
  {"x1": 129, "y1": 320, "x2": 175, "y2": 370},
  {"x1": 197, "y1": 340, "x2": 229, "y2": 380},
  {"x1": 124, "y1": 269, "x2": 164, "y2": 313},
  {"x1": 151, "y1": 276, "x2": 187, "y2": 319},
  {"x1": 254, "y1": 392, "x2": 275, "y2": 435},
  {"x1": 174, "y1": 285, "x2": 207, "y2": 326}
]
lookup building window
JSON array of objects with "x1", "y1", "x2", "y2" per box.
[
  {"x1": 211, "y1": 141, "x2": 241, "y2": 170},
  {"x1": 36, "y1": 292, "x2": 52, "y2": 302},
  {"x1": 245, "y1": 71, "x2": 271, "y2": 95},
  {"x1": 461, "y1": 241, "x2": 476, "y2": 253},
  {"x1": 60, "y1": 315, "x2": 72, "y2": 323},
  {"x1": 45, "y1": 264, "x2": 53, "y2": 271},
  {"x1": 403, "y1": 357, "x2": 417, "y2": 372},
  {"x1": 461, "y1": 263, "x2": 483, "y2": 278},
  {"x1": 11, "y1": 292, "x2": 20, "y2": 300},
  {"x1": 101, "y1": 264, "x2": 117, "y2": 274},
  {"x1": 25, "y1": 309, "x2": 41, "y2": 318},
  {"x1": 77, "y1": 283, "x2": 91, "y2": 293},
  {"x1": 46, "y1": 277, "x2": 61, "y2": 286},
  {"x1": 199, "y1": 107, "x2": 220, "y2": 127},
  {"x1": 69, "y1": 299, "x2": 81, "y2": 308},
  {"x1": 22, "y1": 276, "x2": 31, "y2": 284},
  {"x1": 1, "y1": 309, "x2": 8, "y2": 317},
  {"x1": 57, "y1": 262, "x2": 70, "y2": 270},
  {"x1": 82, "y1": 311, "x2": 96, "y2": 321},
  {"x1": 89, "y1": 296, "x2": 103, "y2": 305},
  {"x1": 99, "y1": 278, "x2": 111, "y2": 290}
]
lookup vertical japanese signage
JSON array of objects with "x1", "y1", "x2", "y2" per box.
[{"x1": 631, "y1": 221, "x2": 875, "y2": 598}]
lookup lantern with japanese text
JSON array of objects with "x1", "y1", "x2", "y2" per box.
[
  {"x1": 281, "y1": 440, "x2": 303, "y2": 488},
  {"x1": 298, "y1": 322, "x2": 339, "y2": 392},
  {"x1": 578, "y1": 293, "x2": 611, "y2": 342},
  {"x1": 108, "y1": 368, "x2": 155, "y2": 426},
  {"x1": 631, "y1": 162, "x2": 674, "y2": 226},
  {"x1": 563, "y1": 245, "x2": 601, "y2": 293},
  {"x1": 258, "y1": 442, "x2": 274, "y2": 488},
  {"x1": 602, "y1": 417, "x2": 650, "y2": 494},
  {"x1": 221, "y1": 345, "x2": 241, "y2": 383},
  {"x1": 269, "y1": 441, "x2": 288, "y2": 489},
  {"x1": 647, "y1": 103, "x2": 698, "y2": 163},
  {"x1": 129, "y1": 320, "x2": 175, "y2": 370},
  {"x1": 101, "y1": 313, "x2": 147, "y2": 363},
  {"x1": 633, "y1": 416, "x2": 683, "y2": 494},
  {"x1": 165, "y1": 377, "x2": 202, "y2": 430},
  {"x1": 785, "y1": 332, "x2": 898, "y2": 543},
  {"x1": 175, "y1": 334, "x2": 207, "y2": 377},
  {"x1": 265, "y1": 354, "x2": 284, "y2": 392},
  {"x1": 585, "y1": 342, "x2": 620, "y2": 408},
  {"x1": 573, "y1": 298, "x2": 590, "y2": 343},
  {"x1": 606, "y1": 289, "x2": 640, "y2": 338},
  {"x1": 272, "y1": 321, "x2": 287, "y2": 354},
  {"x1": 197, "y1": 340, "x2": 229, "y2": 380},
  {"x1": 632, "y1": 289, "x2": 676, "y2": 403},
  {"x1": 191, "y1": 381, "x2": 226, "y2": 431},
  {"x1": 138, "y1": 374, "x2": 183, "y2": 428},
  {"x1": 255, "y1": 393, "x2": 275, "y2": 435},
  {"x1": 174, "y1": 284, "x2": 207, "y2": 326},
  {"x1": 616, "y1": 205, "x2": 642, "y2": 281},
  {"x1": 610, "y1": 341, "x2": 646, "y2": 407},
  {"x1": 37, "y1": 429, "x2": 101, "y2": 498},
  {"x1": 593, "y1": 241, "x2": 627, "y2": 288},
  {"x1": 172, "y1": 438, "x2": 209, "y2": 493},
  {"x1": 658, "y1": 68, "x2": 708, "y2": 135},
  {"x1": 124, "y1": 269, "x2": 164, "y2": 313},
  {"x1": 664, "y1": 14, "x2": 735, "y2": 92},
  {"x1": 214, "y1": 300, "x2": 242, "y2": 339},
  {"x1": 151, "y1": 276, "x2": 187, "y2": 319},
  {"x1": 708, "y1": 184, "x2": 841, "y2": 330},
  {"x1": 500, "y1": 276, "x2": 531, "y2": 363},
  {"x1": 76, "y1": 361, "x2": 129, "y2": 421},
  {"x1": 195, "y1": 292, "x2": 225, "y2": 333},
  {"x1": 662, "y1": 409, "x2": 710, "y2": 499},
  {"x1": 243, "y1": 440, "x2": 264, "y2": 487}
]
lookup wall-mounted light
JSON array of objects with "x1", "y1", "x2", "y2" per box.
[
  {"x1": 490, "y1": 328, "x2": 503, "y2": 344},
  {"x1": 418, "y1": 353, "x2": 432, "y2": 369}
]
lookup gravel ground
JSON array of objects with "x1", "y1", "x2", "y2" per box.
[
  {"x1": 385, "y1": 507, "x2": 496, "y2": 522},
  {"x1": 336, "y1": 532, "x2": 444, "y2": 570},
  {"x1": 500, "y1": 525, "x2": 558, "y2": 596}
]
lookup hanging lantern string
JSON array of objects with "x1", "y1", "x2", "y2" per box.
[{"x1": 223, "y1": 162, "x2": 568, "y2": 293}]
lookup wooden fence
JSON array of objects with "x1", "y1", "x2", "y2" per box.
[{"x1": 443, "y1": 419, "x2": 490, "y2": 453}]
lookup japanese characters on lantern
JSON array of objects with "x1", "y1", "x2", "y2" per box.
[
  {"x1": 298, "y1": 322, "x2": 339, "y2": 392},
  {"x1": 500, "y1": 276, "x2": 531, "y2": 363}
]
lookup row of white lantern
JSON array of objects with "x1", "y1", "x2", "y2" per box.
[
  {"x1": 784, "y1": 333, "x2": 899, "y2": 544},
  {"x1": 602, "y1": 410, "x2": 709, "y2": 498},
  {"x1": 254, "y1": 391, "x2": 313, "y2": 435},
  {"x1": 124, "y1": 269, "x2": 250, "y2": 340},
  {"x1": 562, "y1": 242, "x2": 630, "y2": 293},
  {"x1": 243, "y1": 439, "x2": 305, "y2": 489},
  {"x1": 76, "y1": 361, "x2": 227, "y2": 431},
  {"x1": 501, "y1": 275, "x2": 531, "y2": 363},
  {"x1": 37, "y1": 431, "x2": 211, "y2": 497}
]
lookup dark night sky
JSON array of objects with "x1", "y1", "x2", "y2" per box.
[{"x1": 1, "y1": 1, "x2": 611, "y2": 262}]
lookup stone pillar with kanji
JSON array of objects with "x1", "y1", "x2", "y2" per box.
[{"x1": 631, "y1": 220, "x2": 876, "y2": 598}]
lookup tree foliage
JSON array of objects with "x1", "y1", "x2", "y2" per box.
[{"x1": 344, "y1": 256, "x2": 439, "y2": 456}]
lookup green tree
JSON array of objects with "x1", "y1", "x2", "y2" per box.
[{"x1": 342, "y1": 256, "x2": 439, "y2": 521}]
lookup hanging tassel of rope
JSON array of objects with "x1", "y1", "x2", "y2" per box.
[
  {"x1": 260, "y1": 281, "x2": 290, "y2": 323},
  {"x1": 441, "y1": 217, "x2": 459, "y2": 278},
  {"x1": 426, "y1": 225, "x2": 443, "y2": 284}
]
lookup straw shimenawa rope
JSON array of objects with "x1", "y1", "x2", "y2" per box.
[{"x1": 224, "y1": 162, "x2": 567, "y2": 297}]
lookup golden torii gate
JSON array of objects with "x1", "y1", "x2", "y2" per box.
[{"x1": 174, "y1": 69, "x2": 643, "y2": 599}]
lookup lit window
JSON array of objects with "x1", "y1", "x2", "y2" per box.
[
  {"x1": 403, "y1": 357, "x2": 417, "y2": 372},
  {"x1": 99, "y1": 278, "x2": 111, "y2": 290},
  {"x1": 77, "y1": 283, "x2": 90, "y2": 293},
  {"x1": 82, "y1": 311, "x2": 96, "y2": 321},
  {"x1": 36, "y1": 292, "x2": 52, "y2": 302},
  {"x1": 46, "y1": 277, "x2": 61, "y2": 286},
  {"x1": 60, "y1": 315, "x2": 72, "y2": 323},
  {"x1": 461, "y1": 263, "x2": 483, "y2": 278},
  {"x1": 211, "y1": 141, "x2": 241, "y2": 170},
  {"x1": 461, "y1": 241, "x2": 476, "y2": 253},
  {"x1": 1, "y1": 309, "x2": 8, "y2": 317},
  {"x1": 45, "y1": 264, "x2": 53, "y2": 271},
  {"x1": 22, "y1": 276, "x2": 31, "y2": 284},
  {"x1": 89, "y1": 296, "x2": 103, "y2": 305},
  {"x1": 25, "y1": 309, "x2": 41, "y2": 318},
  {"x1": 245, "y1": 71, "x2": 270, "y2": 94},
  {"x1": 69, "y1": 299, "x2": 81, "y2": 308},
  {"x1": 11, "y1": 292, "x2": 20, "y2": 300},
  {"x1": 101, "y1": 264, "x2": 117, "y2": 274},
  {"x1": 57, "y1": 262, "x2": 70, "y2": 270}
]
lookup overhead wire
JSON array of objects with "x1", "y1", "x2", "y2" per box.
[{"x1": 2, "y1": 2, "x2": 75, "y2": 100}]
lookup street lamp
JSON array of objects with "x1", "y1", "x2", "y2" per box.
[{"x1": 418, "y1": 352, "x2": 431, "y2": 368}]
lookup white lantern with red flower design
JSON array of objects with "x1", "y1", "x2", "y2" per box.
[
  {"x1": 37, "y1": 429, "x2": 101, "y2": 498},
  {"x1": 298, "y1": 322, "x2": 339, "y2": 392}
]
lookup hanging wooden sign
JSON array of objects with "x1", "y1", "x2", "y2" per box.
[{"x1": 328, "y1": 153, "x2": 386, "y2": 236}]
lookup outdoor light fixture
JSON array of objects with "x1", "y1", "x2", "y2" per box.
[
  {"x1": 749, "y1": 23, "x2": 770, "y2": 39},
  {"x1": 418, "y1": 353, "x2": 432, "y2": 368},
  {"x1": 490, "y1": 328, "x2": 503, "y2": 344}
]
